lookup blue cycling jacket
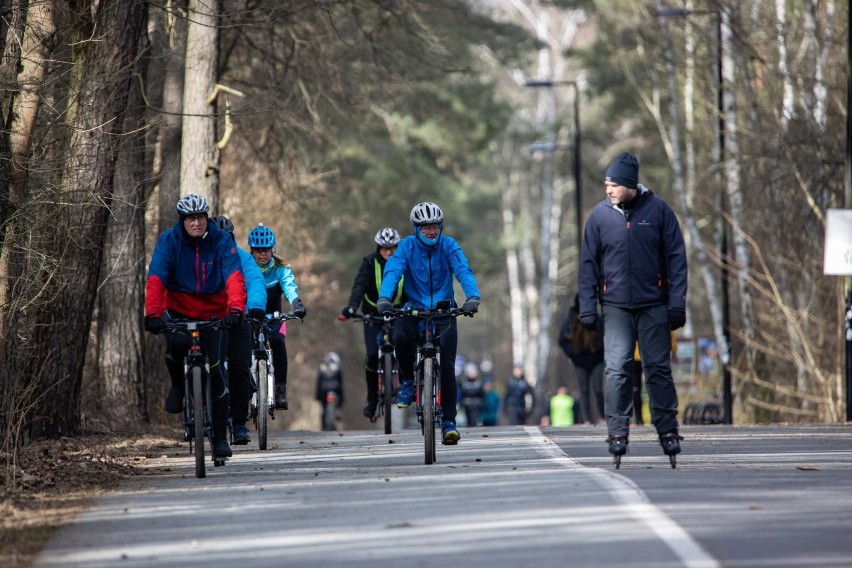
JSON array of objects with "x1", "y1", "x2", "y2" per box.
[
  {"x1": 578, "y1": 184, "x2": 687, "y2": 316},
  {"x1": 380, "y1": 233, "x2": 479, "y2": 309},
  {"x1": 256, "y1": 258, "x2": 300, "y2": 313},
  {"x1": 238, "y1": 247, "x2": 267, "y2": 312}
]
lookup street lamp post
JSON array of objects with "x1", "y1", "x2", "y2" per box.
[
  {"x1": 525, "y1": 80, "x2": 582, "y2": 250},
  {"x1": 657, "y1": 6, "x2": 733, "y2": 424}
]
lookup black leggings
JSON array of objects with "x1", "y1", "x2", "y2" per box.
[
  {"x1": 228, "y1": 320, "x2": 253, "y2": 425},
  {"x1": 394, "y1": 317, "x2": 458, "y2": 422},
  {"x1": 268, "y1": 330, "x2": 288, "y2": 388}
]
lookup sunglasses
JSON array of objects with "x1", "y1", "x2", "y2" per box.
[{"x1": 251, "y1": 247, "x2": 272, "y2": 254}]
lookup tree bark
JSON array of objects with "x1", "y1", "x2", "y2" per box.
[
  {"x1": 27, "y1": 0, "x2": 147, "y2": 438},
  {"x1": 180, "y1": 0, "x2": 220, "y2": 210}
]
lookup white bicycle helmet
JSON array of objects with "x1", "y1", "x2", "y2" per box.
[
  {"x1": 176, "y1": 194, "x2": 209, "y2": 217},
  {"x1": 374, "y1": 227, "x2": 401, "y2": 248},
  {"x1": 409, "y1": 201, "x2": 444, "y2": 226}
]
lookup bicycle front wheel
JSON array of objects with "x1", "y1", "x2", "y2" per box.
[
  {"x1": 192, "y1": 366, "x2": 206, "y2": 478},
  {"x1": 423, "y1": 357, "x2": 436, "y2": 465},
  {"x1": 382, "y1": 352, "x2": 394, "y2": 434},
  {"x1": 256, "y1": 359, "x2": 269, "y2": 450}
]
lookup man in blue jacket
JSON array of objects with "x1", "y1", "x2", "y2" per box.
[
  {"x1": 376, "y1": 201, "x2": 480, "y2": 445},
  {"x1": 211, "y1": 216, "x2": 268, "y2": 445},
  {"x1": 577, "y1": 152, "x2": 687, "y2": 460}
]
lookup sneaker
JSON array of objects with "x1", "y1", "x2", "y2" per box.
[
  {"x1": 396, "y1": 380, "x2": 415, "y2": 408},
  {"x1": 165, "y1": 386, "x2": 184, "y2": 414},
  {"x1": 363, "y1": 399, "x2": 378, "y2": 418},
  {"x1": 213, "y1": 437, "x2": 233, "y2": 458},
  {"x1": 232, "y1": 424, "x2": 251, "y2": 445},
  {"x1": 274, "y1": 387, "x2": 288, "y2": 410},
  {"x1": 606, "y1": 435, "x2": 628, "y2": 456},
  {"x1": 441, "y1": 420, "x2": 460, "y2": 445},
  {"x1": 660, "y1": 431, "x2": 683, "y2": 455}
]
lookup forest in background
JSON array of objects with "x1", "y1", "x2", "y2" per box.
[{"x1": 1, "y1": 0, "x2": 848, "y2": 486}]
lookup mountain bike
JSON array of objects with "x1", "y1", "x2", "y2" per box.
[
  {"x1": 338, "y1": 312, "x2": 400, "y2": 434},
  {"x1": 248, "y1": 312, "x2": 299, "y2": 450},
  {"x1": 162, "y1": 317, "x2": 227, "y2": 479},
  {"x1": 389, "y1": 303, "x2": 474, "y2": 465},
  {"x1": 322, "y1": 391, "x2": 339, "y2": 431}
]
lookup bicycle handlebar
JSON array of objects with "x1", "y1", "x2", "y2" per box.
[
  {"x1": 249, "y1": 311, "x2": 302, "y2": 325},
  {"x1": 162, "y1": 317, "x2": 227, "y2": 333},
  {"x1": 338, "y1": 306, "x2": 475, "y2": 324}
]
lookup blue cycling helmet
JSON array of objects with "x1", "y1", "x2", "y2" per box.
[
  {"x1": 176, "y1": 194, "x2": 209, "y2": 217},
  {"x1": 248, "y1": 223, "x2": 276, "y2": 249}
]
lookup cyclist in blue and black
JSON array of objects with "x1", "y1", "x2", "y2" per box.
[
  {"x1": 144, "y1": 195, "x2": 246, "y2": 459},
  {"x1": 376, "y1": 201, "x2": 480, "y2": 445},
  {"x1": 211, "y1": 216, "x2": 267, "y2": 445},
  {"x1": 248, "y1": 224, "x2": 307, "y2": 410},
  {"x1": 340, "y1": 227, "x2": 407, "y2": 419}
]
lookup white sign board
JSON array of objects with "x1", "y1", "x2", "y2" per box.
[{"x1": 824, "y1": 209, "x2": 852, "y2": 275}]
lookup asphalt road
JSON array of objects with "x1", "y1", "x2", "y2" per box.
[{"x1": 32, "y1": 424, "x2": 852, "y2": 568}]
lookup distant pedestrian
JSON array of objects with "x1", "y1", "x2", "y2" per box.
[
  {"x1": 548, "y1": 386, "x2": 575, "y2": 427},
  {"x1": 504, "y1": 362, "x2": 534, "y2": 426},
  {"x1": 558, "y1": 293, "x2": 605, "y2": 425}
]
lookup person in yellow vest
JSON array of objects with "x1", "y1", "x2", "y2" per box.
[
  {"x1": 549, "y1": 386, "x2": 575, "y2": 427},
  {"x1": 340, "y1": 228, "x2": 407, "y2": 418},
  {"x1": 629, "y1": 332, "x2": 678, "y2": 426}
]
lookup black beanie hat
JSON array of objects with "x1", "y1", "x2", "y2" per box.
[{"x1": 605, "y1": 152, "x2": 639, "y2": 189}]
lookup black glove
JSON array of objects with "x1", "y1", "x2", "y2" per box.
[
  {"x1": 668, "y1": 308, "x2": 686, "y2": 331},
  {"x1": 341, "y1": 306, "x2": 356, "y2": 319},
  {"x1": 376, "y1": 298, "x2": 394, "y2": 315},
  {"x1": 248, "y1": 308, "x2": 266, "y2": 320},
  {"x1": 461, "y1": 297, "x2": 480, "y2": 314},
  {"x1": 144, "y1": 316, "x2": 166, "y2": 334},
  {"x1": 224, "y1": 310, "x2": 243, "y2": 329},
  {"x1": 579, "y1": 312, "x2": 599, "y2": 331},
  {"x1": 291, "y1": 298, "x2": 306, "y2": 319}
]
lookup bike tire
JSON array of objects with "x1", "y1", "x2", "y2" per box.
[
  {"x1": 257, "y1": 359, "x2": 269, "y2": 450},
  {"x1": 423, "y1": 357, "x2": 435, "y2": 465},
  {"x1": 192, "y1": 366, "x2": 206, "y2": 478},
  {"x1": 323, "y1": 400, "x2": 337, "y2": 431},
  {"x1": 382, "y1": 353, "x2": 394, "y2": 435}
]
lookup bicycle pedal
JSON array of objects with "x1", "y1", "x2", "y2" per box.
[
  {"x1": 214, "y1": 458, "x2": 227, "y2": 467},
  {"x1": 442, "y1": 439, "x2": 458, "y2": 446}
]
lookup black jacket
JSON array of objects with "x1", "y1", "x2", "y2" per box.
[
  {"x1": 578, "y1": 184, "x2": 687, "y2": 316},
  {"x1": 558, "y1": 306, "x2": 604, "y2": 370},
  {"x1": 345, "y1": 251, "x2": 406, "y2": 314}
]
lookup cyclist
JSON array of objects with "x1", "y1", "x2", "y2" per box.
[
  {"x1": 211, "y1": 216, "x2": 267, "y2": 445},
  {"x1": 248, "y1": 223, "x2": 307, "y2": 410},
  {"x1": 340, "y1": 227, "x2": 407, "y2": 419},
  {"x1": 315, "y1": 352, "x2": 344, "y2": 430},
  {"x1": 376, "y1": 201, "x2": 480, "y2": 445},
  {"x1": 144, "y1": 194, "x2": 246, "y2": 459}
]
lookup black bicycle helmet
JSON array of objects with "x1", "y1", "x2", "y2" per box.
[
  {"x1": 211, "y1": 215, "x2": 234, "y2": 233},
  {"x1": 374, "y1": 227, "x2": 401, "y2": 248},
  {"x1": 176, "y1": 194, "x2": 209, "y2": 217}
]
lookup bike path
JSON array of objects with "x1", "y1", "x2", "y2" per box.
[
  {"x1": 543, "y1": 424, "x2": 852, "y2": 568},
  {"x1": 33, "y1": 426, "x2": 715, "y2": 568}
]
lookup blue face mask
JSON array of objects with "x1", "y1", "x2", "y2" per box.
[{"x1": 414, "y1": 223, "x2": 443, "y2": 247}]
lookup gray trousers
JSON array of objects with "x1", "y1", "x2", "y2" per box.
[{"x1": 602, "y1": 303, "x2": 679, "y2": 437}]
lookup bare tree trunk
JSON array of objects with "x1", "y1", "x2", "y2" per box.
[
  {"x1": 0, "y1": 0, "x2": 55, "y2": 362},
  {"x1": 180, "y1": 0, "x2": 220, "y2": 209},
  {"x1": 157, "y1": 0, "x2": 187, "y2": 232},
  {"x1": 95, "y1": 25, "x2": 151, "y2": 430},
  {"x1": 27, "y1": 0, "x2": 147, "y2": 438}
]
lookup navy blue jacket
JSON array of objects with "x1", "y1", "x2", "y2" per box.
[{"x1": 578, "y1": 184, "x2": 687, "y2": 316}]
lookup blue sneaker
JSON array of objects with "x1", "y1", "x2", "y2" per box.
[
  {"x1": 441, "y1": 420, "x2": 460, "y2": 445},
  {"x1": 396, "y1": 380, "x2": 415, "y2": 408}
]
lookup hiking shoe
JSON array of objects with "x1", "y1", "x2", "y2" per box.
[
  {"x1": 232, "y1": 425, "x2": 251, "y2": 445},
  {"x1": 396, "y1": 380, "x2": 415, "y2": 408},
  {"x1": 606, "y1": 435, "x2": 628, "y2": 456},
  {"x1": 213, "y1": 437, "x2": 233, "y2": 458},
  {"x1": 441, "y1": 420, "x2": 460, "y2": 445},
  {"x1": 165, "y1": 386, "x2": 184, "y2": 414},
  {"x1": 363, "y1": 399, "x2": 378, "y2": 418},
  {"x1": 660, "y1": 431, "x2": 683, "y2": 456},
  {"x1": 274, "y1": 387, "x2": 288, "y2": 410}
]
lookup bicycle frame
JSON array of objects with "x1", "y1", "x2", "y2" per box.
[{"x1": 164, "y1": 318, "x2": 225, "y2": 479}]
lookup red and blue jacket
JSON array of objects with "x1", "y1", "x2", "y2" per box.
[{"x1": 145, "y1": 221, "x2": 246, "y2": 319}]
